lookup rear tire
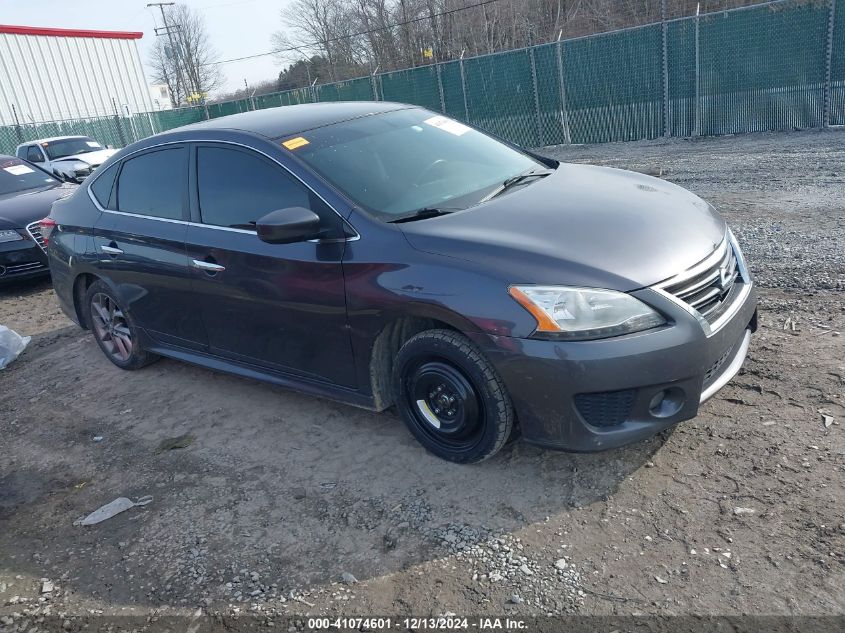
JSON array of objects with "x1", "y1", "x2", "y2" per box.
[
  {"x1": 85, "y1": 280, "x2": 157, "y2": 370},
  {"x1": 393, "y1": 329, "x2": 514, "y2": 463}
]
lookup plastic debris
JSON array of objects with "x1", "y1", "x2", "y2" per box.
[
  {"x1": 733, "y1": 507, "x2": 756, "y2": 516},
  {"x1": 73, "y1": 496, "x2": 153, "y2": 526},
  {"x1": 818, "y1": 410, "x2": 835, "y2": 428},
  {"x1": 0, "y1": 325, "x2": 31, "y2": 370}
]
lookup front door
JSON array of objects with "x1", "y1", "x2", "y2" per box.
[{"x1": 184, "y1": 143, "x2": 355, "y2": 387}]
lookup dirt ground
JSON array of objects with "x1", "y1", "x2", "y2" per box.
[{"x1": 1, "y1": 130, "x2": 843, "y2": 627}]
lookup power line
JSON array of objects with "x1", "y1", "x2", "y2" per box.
[{"x1": 202, "y1": 0, "x2": 504, "y2": 66}]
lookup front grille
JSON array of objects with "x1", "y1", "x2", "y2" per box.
[
  {"x1": 26, "y1": 221, "x2": 47, "y2": 253},
  {"x1": 658, "y1": 238, "x2": 742, "y2": 322},
  {"x1": 574, "y1": 389, "x2": 636, "y2": 427},
  {"x1": 0, "y1": 261, "x2": 46, "y2": 277}
]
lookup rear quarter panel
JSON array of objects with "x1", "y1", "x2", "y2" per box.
[{"x1": 48, "y1": 188, "x2": 102, "y2": 325}]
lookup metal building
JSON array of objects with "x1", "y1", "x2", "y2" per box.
[{"x1": 0, "y1": 24, "x2": 155, "y2": 126}]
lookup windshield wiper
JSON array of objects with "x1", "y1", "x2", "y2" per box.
[
  {"x1": 486, "y1": 168, "x2": 553, "y2": 200},
  {"x1": 387, "y1": 207, "x2": 459, "y2": 223}
]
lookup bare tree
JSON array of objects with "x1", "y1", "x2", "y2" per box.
[
  {"x1": 148, "y1": 3, "x2": 222, "y2": 106},
  {"x1": 268, "y1": 0, "x2": 772, "y2": 89}
]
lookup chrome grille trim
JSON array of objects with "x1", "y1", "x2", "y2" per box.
[
  {"x1": 652, "y1": 230, "x2": 752, "y2": 338},
  {"x1": 0, "y1": 261, "x2": 46, "y2": 276},
  {"x1": 25, "y1": 221, "x2": 47, "y2": 253}
]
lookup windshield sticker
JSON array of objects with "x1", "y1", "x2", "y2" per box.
[
  {"x1": 282, "y1": 137, "x2": 309, "y2": 150},
  {"x1": 4, "y1": 165, "x2": 35, "y2": 176},
  {"x1": 424, "y1": 116, "x2": 470, "y2": 136},
  {"x1": 86, "y1": 141, "x2": 100, "y2": 148}
]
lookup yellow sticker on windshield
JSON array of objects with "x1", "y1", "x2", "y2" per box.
[{"x1": 282, "y1": 137, "x2": 309, "y2": 150}]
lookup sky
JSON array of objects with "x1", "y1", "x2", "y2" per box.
[{"x1": 0, "y1": 0, "x2": 296, "y2": 95}]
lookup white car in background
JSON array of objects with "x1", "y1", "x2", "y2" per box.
[{"x1": 15, "y1": 136, "x2": 118, "y2": 183}]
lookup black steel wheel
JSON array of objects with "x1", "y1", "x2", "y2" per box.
[
  {"x1": 85, "y1": 280, "x2": 157, "y2": 370},
  {"x1": 394, "y1": 329, "x2": 514, "y2": 463}
]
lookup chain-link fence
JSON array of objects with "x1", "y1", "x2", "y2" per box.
[{"x1": 1, "y1": 0, "x2": 841, "y2": 157}]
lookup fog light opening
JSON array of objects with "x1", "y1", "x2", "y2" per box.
[{"x1": 649, "y1": 388, "x2": 685, "y2": 418}]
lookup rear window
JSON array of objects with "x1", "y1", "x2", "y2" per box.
[
  {"x1": 116, "y1": 148, "x2": 186, "y2": 220},
  {"x1": 0, "y1": 158, "x2": 58, "y2": 195},
  {"x1": 90, "y1": 163, "x2": 119, "y2": 209}
]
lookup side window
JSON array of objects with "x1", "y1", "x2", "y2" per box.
[
  {"x1": 16, "y1": 147, "x2": 26, "y2": 159},
  {"x1": 90, "y1": 162, "x2": 119, "y2": 209},
  {"x1": 116, "y1": 147, "x2": 185, "y2": 220},
  {"x1": 27, "y1": 146, "x2": 44, "y2": 163},
  {"x1": 196, "y1": 146, "x2": 323, "y2": 230}
]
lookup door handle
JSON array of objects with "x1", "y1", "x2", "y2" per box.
[
  {"x1": 100, "y1": 244, "x2": 123, "y2": 256},
  {"x1": 192, "y1": 259, "x2": 225, "y2": 273}
]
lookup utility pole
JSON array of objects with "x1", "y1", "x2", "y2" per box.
[{"x1": 148, "y1": 2, "x2": 185, "y2": 106}]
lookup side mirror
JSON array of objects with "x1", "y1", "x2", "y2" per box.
[{"x1": 256, "y1": 207, "x2": 322, "y2": 244}]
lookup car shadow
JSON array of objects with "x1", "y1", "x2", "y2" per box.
[{"x1": 0, "y1": 325, "x2": 668, "y2": 610}]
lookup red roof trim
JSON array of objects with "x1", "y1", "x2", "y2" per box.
[{"x1": 0, "y1": 24, "x2": 143, "y2": 40}]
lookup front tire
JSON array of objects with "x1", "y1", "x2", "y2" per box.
[
  {"x1": 394, "y1": 329, "x2": 514, "y2": 463},
  {"x1": 85, "y1": 280, "x2": 157, "y2": 370}
]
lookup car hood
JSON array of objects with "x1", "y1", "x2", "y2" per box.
[
  {"x1": 399, "y1": 163, "x2": 727, "y2": 291},
  {"x1": 52, "y1": 148, "x2": 117, "y2": 166},
  {"x1": 0, "y1": 183, "x2": 77, "y2": 229}
]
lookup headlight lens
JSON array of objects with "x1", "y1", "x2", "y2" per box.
[
  {"x1": 0, "y1": 229, "x2": 23, "y2": 243},
  {"x1": 509, "y1": 285, "x2": 666, "y2": 340}
]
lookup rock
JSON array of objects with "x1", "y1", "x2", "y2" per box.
[
  {"x1": 41, "y1": 580, "x2": 54, "y2": 594},
  {"x1": 733, "y1": 507, "x2": 756, "y2": 516},
  {"x1": 509, "y1": 593, "x2": 524, "y2": 604},
  {"x1": 519, "y1": 564, "x2": 533, "y2": 575},
  {"x1": 341, "y1": 572, "x2": 358, "y2": 585},
  {"x1": 292, "y1": 487, "x2": 307, "y2": 500},
  {"x1": 554, "y1": 558, "x2": 567, "y2": 570},
  {"x1": 654, "y1": 575, "x2": 668, "y2": 584}
]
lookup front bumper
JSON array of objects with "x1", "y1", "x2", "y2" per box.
[
  {"x1": 0, "y1": 234, "x2": 49, "y2": 284},
  {"x1": 470, "y1": 282, "x2": 757, "y2": 452}
]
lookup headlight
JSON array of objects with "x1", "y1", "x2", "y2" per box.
[
  {"x1": 0, "y1": 229, "x2": 23, "y2": 243},
  {"x1": 509, "y1": 285, "x2": 666, "y2": 340},
  {"x1": 71, "y1": 161, "x2": 91, "y2": 172}
]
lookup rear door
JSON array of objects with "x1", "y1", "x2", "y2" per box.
[
  {"x1": 184, "y1": 143, "x2": 355, "y2": 387},
  {"x1": 95, "y1": 145, "x2": 206, "y2": 350}
]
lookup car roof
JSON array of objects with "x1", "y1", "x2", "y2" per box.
[
  {"x1": 15, "y1": 135, "x2": 92, "y2": 149},
  {"x1": 177, "y1": 101, "x2": 412, "y2": 139}
]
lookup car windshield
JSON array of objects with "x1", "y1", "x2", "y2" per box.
[
  {"x1": 0, "y1": 158, "x2": 58, "y2": 194},
  {"x1": 42, "y1": 137, "x2": 104, "y2": 160},
  {"x1": 288, "y1": 108, "x2": 546, "y2": 220}
]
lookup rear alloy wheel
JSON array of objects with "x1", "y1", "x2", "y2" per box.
[
  {"x1": 394, "y1": 329, "x2": 514, "y2": 463},
  {"x1": 85, "y1": 280, "x2": 156, "y2": 370}
]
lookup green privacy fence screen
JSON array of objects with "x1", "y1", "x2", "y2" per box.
[{"x1": 1, "y1": 0, "x2": 842, "y2": 156}]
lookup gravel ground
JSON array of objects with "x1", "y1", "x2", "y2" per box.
[{"x1": 0, "y1": 129, "x2": 843, "y2": 629}]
